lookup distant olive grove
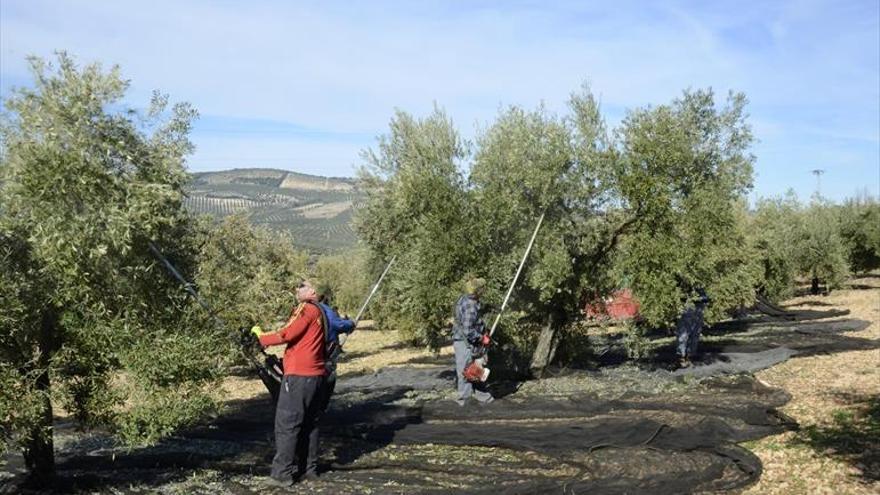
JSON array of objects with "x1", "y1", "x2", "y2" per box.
[{"x1": 2, "y1": 53, "x2": 877, "y2": 480}]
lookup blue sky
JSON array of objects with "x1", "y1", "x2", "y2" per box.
[{"x1": 1, "y1": 0, "x2": 877, "y2": 201}]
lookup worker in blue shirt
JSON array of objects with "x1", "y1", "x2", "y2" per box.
[{"x1": 314, "y1": 283, "x2": 355, "y2": 412}]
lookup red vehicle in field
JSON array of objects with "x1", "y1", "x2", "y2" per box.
[{"x1": 584, "y1": 288, "x2": 640, "y2": 321}]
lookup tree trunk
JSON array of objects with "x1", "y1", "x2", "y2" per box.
[
  {"x1": 22, "y1": 369, "x2": 54, "y2": 480},
  {"x1": 22, "y1": 308, "x2": 57, "y2": 481},
  {"x1": 810, "y1": 277, "x2": 820, "y2": 295},
  {"x1": 529, "y1": 311, "x2": 560, "y2": 377}
]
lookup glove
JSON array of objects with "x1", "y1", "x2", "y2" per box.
[
  {"x1": 480, "y1": 334, "x2": 492, "y2": 347},
  {"x1": 239, "y1": 326, "x2": 261, "y2": 349},
  {"x1": 250, "y1": 325, "x2": 264, "y2": 338}
]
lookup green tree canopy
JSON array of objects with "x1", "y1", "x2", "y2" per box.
[
  {"x1": 838, "y1": 193, "x2": 880, "y2": 274},
  {"x1": 355, "y1": 107, "x2": 473, "y2": 347},
  {"x1": 796, "y1": 196, "x2": 850, "y2": 292},
  {"x1": 611, "y1": 90, "x2": 758, "y2": 326},
  {"x1": 748, "y1": 191, "x2": 804, "y2": 301},
  {"x1": 0, "y1": 53, "x2": 218, "y2": 477},
  {"x1": 194, "y1": 215, "x2": 310, "y2": 329},
  {"x1": 466, "y1": 91, "x2": 624, "y2": 370},
  {"x1": 313, "y1": 248, "x2": 372, "y2": 316}
]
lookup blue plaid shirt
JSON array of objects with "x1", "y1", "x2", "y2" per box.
[{"x1": 452, "y1": 294, "x2": 485, "y2": 344}]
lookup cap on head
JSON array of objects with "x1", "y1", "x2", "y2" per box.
[{"x1": 465, "y1": 277, "x2": 486, "y2": 296}]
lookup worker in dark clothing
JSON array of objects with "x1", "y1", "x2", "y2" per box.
[
  {"x1": 252, "y1": 279, "x2": 327, "y2": 486},
  {"x1": 676, "y1": 288, "x2": 710, "y2": 368},
  {"x1": 452, "y1": 277, "x2": 494, "y2": 406}
]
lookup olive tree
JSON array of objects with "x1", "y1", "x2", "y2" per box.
[
  {"x1": 748, "y1": 191, "x2": 804, "y2": 301},
  {"x1": 610, "y1": 90, "x2": 758, "y2": 327},
  {"x1": 797, "y1": 196, "x2": 850, "y2": 293},
  {"x1": 467, "y1": 89, "x2": 624, "y2": 372},
  {"x1": 354, "y1": 107, "x2": 476, "y2": 348},
  {"x1": 194, "y1": 215, "x2": 310, "y2": 329},
  {"x1": 313, "y1": 248, "x2": 372, "y2": 316},
  {"x1": 750, "y1": 192, "x2": 858, "y2": 298},
  {"x1": 0, "y1": 53, "x2": 221, "y2": 478},
  {"x1": 838, "y1": 193, "x2": 880, "y2": 274}
]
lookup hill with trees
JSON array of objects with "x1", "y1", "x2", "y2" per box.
[{"x1": 185, "y1": 168, "x2": 363, "y2": 253}]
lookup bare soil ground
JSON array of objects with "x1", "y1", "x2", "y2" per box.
[
  {"x1": 2, "y1": 277, "x2": 877, "y2": 494},
  {"x1": 742, "y1": 275, "x2": 879, "y2": 495}
]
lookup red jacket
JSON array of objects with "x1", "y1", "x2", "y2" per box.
[{"x1": 258, "y1": 302, "x2": 326, "y2": 376}]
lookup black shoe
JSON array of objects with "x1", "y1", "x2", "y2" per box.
[{"x1": 266, "y1": 476, "x2": 295, "y2": 488}]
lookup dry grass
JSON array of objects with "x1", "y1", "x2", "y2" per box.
[
  {"x1": 743, "y1": 275, "x2": 880, "y2": 495},
  {"x1": 338, "y1": 328, "x2": 454, "y2": 375}
]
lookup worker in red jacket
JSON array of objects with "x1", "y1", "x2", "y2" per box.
[{"x1": 253, "y1": 279, "x2": 327, "y2": 487}]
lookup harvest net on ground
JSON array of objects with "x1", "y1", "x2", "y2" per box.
[{"x1": 320, "y1": 371, "x2": 796, "y2": 494}]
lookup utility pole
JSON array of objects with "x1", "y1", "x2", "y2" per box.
[{"x1": 810, "y1": 169, "x2": 825, "y2": 197}]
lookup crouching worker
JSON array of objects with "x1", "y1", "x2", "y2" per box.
[
  {"x1": 452, "y1": 277, "x2": 494, "y2": 406},
  {"x1": 251, "y1": 279, "x2": 327, "y2": 487},
  {"x1": 676, "y1": 288, "x2": 710, "y2": 368}
]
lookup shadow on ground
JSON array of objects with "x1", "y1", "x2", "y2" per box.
[
  {"x1": 785, "y1": 300, "x2": 835, "y2": 307},
  {"x1": 791, "y1": 393, "x2": 880, "y2": 483},
  {"x1": 848, "y1": 284, "x2": 879, "y2": 291}
]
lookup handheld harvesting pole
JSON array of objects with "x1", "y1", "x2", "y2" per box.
[
  {"x1": 488, "y1": 212, "x2": 545, "y2": 338},
  {"x1": 148, "y1": 242, "x2": 214, "y2": 318},
  {"x1": 147, "y1": 241, "x2": 268, "y2": 374},
  {"x1": 339, "y1": 255, "x2": 396, "y2": 346}
]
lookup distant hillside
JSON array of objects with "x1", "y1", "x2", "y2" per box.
[{"x1": 186, "y1": 168, "x2": 364, "y2": 253}]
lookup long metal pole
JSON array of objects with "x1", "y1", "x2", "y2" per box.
[
  {"x1": 339, "y1": 255, "x2": 396, "y2": 346},
  {"x1": 148, "y1": 241, "x2": 266, "y2": 372},
  {"x1": 353, "y1": 255, "x2": 396, "y2": 324},
  {"x1": 488, "y1": 212, "x2": 545, "y2": 337},
  {"x1": 148, "y1": 242, "x2": 214, "y2": 317}
]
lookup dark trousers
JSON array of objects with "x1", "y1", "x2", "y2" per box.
[
  {"x1": 318, "y1": 374, "x2": 337, "y2": 414},
  {"x1": 676, "y1": 307, "x2": 705, "y2": 358},
  {"x1": 271, "y1": 374, "x2": 325, "y2": 481}
]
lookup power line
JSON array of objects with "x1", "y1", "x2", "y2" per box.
[{"x1": 810, "y1": 169, "x2": 825, "y2": 196}]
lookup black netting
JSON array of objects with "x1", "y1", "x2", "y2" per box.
[{"x1": 308, "y1": 370, "x2": 795, "y2": 494}]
